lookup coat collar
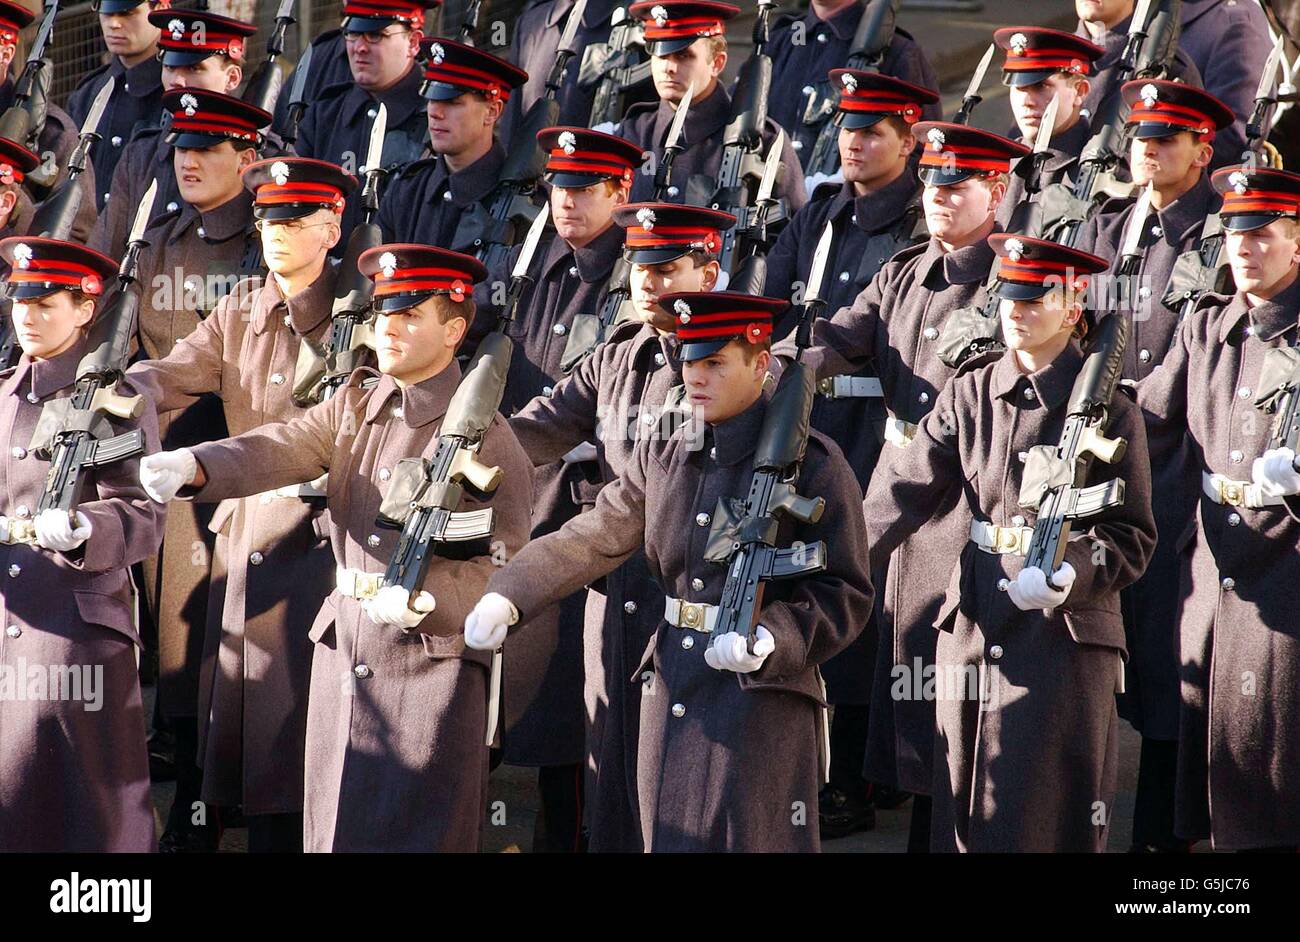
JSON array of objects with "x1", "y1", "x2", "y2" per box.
[
  {"x1": 433, "y1": 140, "x2": 506, "y2": 208},
  {"x1": 7, "y1": 334, "x2": 88, "y2": 402},
  {"x1": 706, "y1": 390, "x2": 768, "y2": 467},
  {"x1": 1218, "y1": 276, "x2": 1300, "y2": 343},
  {"x1": 803, "y1": 1, "x2": 859, "y2": 39},
  {"x1": 252, "y1": 262, "x2": 338, "y2": 336},
  {"x1": 542, "y1": 222, "x2": 624, "y2": 283},
  {"x1": 173, "y1": 189, "x2": 255, "y2": 243},
  {"x1": 1038, "y1": 117, "x2": 1091, "y2": 172},
  {"x1": 991, "y1": 340, "x2": 1084, "y2": 410},
  {"x1": 654, "y1": 81, "x2": 732, "y2": 148},
  {"x1": 1156, "y1": 172, "x2": 1219, "y2": 244},
  {"x1": 363, "y1": 359, "x2": 464, "y2": 427},
  {"x1": 346, "y1": 63, "x2": 425, "y2": 130},
  {"x1": 110, "y1": 54, "x2": 164, "y2": 98},
  {"x1": 833, "y1": 169, "x2": 921, "y2": 234},
  {"x1": 918, "y1": 234, "x2": 997, "y2": 286}
]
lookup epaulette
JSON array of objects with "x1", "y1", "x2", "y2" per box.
[
  {"x1": 606, "y1": 318, "x2": 643, "y2": 346},
  {"x1": 622, "y1": 100, "x2": 658, "y2": 123}
]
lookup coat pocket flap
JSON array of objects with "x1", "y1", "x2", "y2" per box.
[
  {"x1": 419, "y1": 630, "x2": 492, "y2": 670},
  {"x1": 307, "y1": 594, "x2": 338, "y2": 644},
  {"x1": 739, "y1": 666, "x2": 828, "y2": 707},
  {"x1": 207, "y1": 499, "x2": 239, "y2": 536},
  {"x1": 73, "y1": 590, "x2": 139, "y2": 646},
  {"x1": 1061, "y1": 607, "x2": 1126, "y2": 654}
]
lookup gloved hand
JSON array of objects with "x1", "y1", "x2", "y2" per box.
[
  {"x1": 363, "y1": 584, "x2": 435, "y2": 630},
  {"x1": 804, "y1": 170, "x2": 845, "y2": 195},
  {"x1": 590, "y1": 121, "x2": 619, "y2": 135},
  {"x1": 1252, "y1": 447, "x2": 1300, "y2": 497},
  {"x1": 1007, "y1": 562, "x2": 1076, "y2": 612},
  {"x1": 704, "y1": 625, "x2": 775, "y2": 673},
  {"x1": 464, "y1": 592, "x2": 519, "y2": 651},
  {"x1": 139, "y1": 448, "x2": 197, "y2": 504},
  {"x1": 34, "y1": 508, "x2": 92, "y2": 552},
  {"x1": 562, "y1": 441, "x2": 598, "y2": 464}
]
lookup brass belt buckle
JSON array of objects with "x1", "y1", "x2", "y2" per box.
[
  {"x1": 997, "y1": 527, "x2": 1021, "y2": 552},
  {"x1": 1218, "y1": 479, "x2": 1245, "y2": 507},
  {"x1": 816, "y1": 377, "x2": 835, "y2": 398},
  {"x1": 681, "y1": 602, "x2": 703, "y2": 629}
]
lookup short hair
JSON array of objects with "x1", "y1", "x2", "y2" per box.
[
  {"x1": 735, "y1": 336, "x2": 772, "y2": 363},
  {"x1": 434, "y1": 294, "x2": 474, "y2": 326},
  {"x1": 980, "y1": 171, "x2": 1010, "y2": 191},
  {"x1": 703, "y1": 35, "x2": 727, "y2": 58}
]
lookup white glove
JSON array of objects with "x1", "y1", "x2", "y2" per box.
[
  {"x1": 363, "y1": 584, "x2": 435, "y2": 630},
  {"x1": 704, "y1": 625, "x2": 775, "y2": 673},
  {"x1": 590, "y1": 121, "x2": 618, "y2": 135},
  {"x1": 464, "y1": 592, "x2": 519, "y2": 651},
  {"x1": 561, "y1": 441, "x2": 598, "y2": 464},
  {"x1": 34, "y1": 509, "x2": 92, "y2": 552},
  {"x1": 1251, "y1": 447, "x2": 1300, "y2": 498},
  {"x1": 1007, "y1": 562, "x2": 1076, "y2": 612},
  {"x1": 139, "y1": 448, "x2": 197, "y2": 504},
  {"x1": 804, "y1": 170, "x2": 844, "y2": 195}
]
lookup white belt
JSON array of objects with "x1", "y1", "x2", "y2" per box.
[
  {"x1": 336, "y1": 566, "x2": 383, "y2": 600},
  {"x1": 885, "y1": 417, "x2": 918, "y2": 448},
  {"x1": 663, "y1": 596, "x2": 719, "y2": 633},
  {"x1": 1202, "y1": 472, "x2": 1284, "y2": 509},
  {"x1": 0, "y1": 516, "x2": 34, "y2": 545},
  {"x1": 969, "y1": 519, "x2": 1034, "y2": 557},
  {"x1": 817, "y1": 375, "x2": 883, "y2": 399}
]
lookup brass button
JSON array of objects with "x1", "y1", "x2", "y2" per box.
[
  {"x1": 1227, "y1": 513, "x2": 1241, "y2": 527},
  {"x1": 997, "y1": 578, "x2": 1009, "y2": 592},
  {"x1": 543, "y1": 386, "x2": 554, "y2": 396},
  {"x1": 270, "y1": 373, "x2": 286, "y2": 386},
  {"x1": 5, "y1": 625, "x2": 20, "y2": 638},
  {"x1": 1024, "y1": 387, "x2": 1036, "y2": 401},
  {"x1": 367, "y1": 534, "x2": 381, "y2": 548},
  {"x1": 1229, "y1": 450, "x2": 1243, "y2": 463},
  {"x1": 1221, "y1": 577, "x2": 1235, "y2": 591},
  {"x1": 918, "y1": 392, "x2": 929, "y2": 404},
  {"x1": 553, "y1": 323, "x2": 567, "y2": 336},
  {"x1": 25, "y1": 392, "x2": 37, "y2": 403},
  {"x1": 671, "y1": 702, "x2": 686, "y2": 717},
  {"x1": 654, "y1": 353, "x2": 665, "y2": 366},
  {"x1": 989, "y1": 644, "x2": 1003, "y2": 660},
  {"x1": 10, "y1": 447, "x2": 24, "y2": 459},
  {"x1": 623, "y1": 601, "x2": 637, "y2": 615},
  {"x1": 15, "y1": 505, "x2": 29, "y2": 519},
  {"x1": 1011, "y1": 515, "x2": 1025, "y2": 527},
  {"x1": 379, "y1": 468, "x2": 391, "y2": 481},
  {"x1": 7, "y1": 564, "x2": 19, "y2": 578},
  {"x1": 249, "y1": 552, "x2": 264, "y2": 565},
  {"x1": 695, "y1": 512, "x2": 710, "y2": 527},
  {"x1": 681, "y1": 635, "x2": 694, "y2": 650},
  {"x1": 1238, "y1": 387, "x2": 1251, "y2": 399},
  {"x1": 923, "y1": 327, "x2": 938, "y2": 341},
  {"x1": 691, "y1": 578, "x2": 704, "y2": 591},
  {"x1": 354, "y1": 664, "x2": 372, "y2": 679}
]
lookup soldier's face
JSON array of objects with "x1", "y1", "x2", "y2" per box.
[
  {"x1": 99, "y1": 6, "x2": 161, "y2": 59},
  {"x1": 260, "y1": 209, "x2": 341, "y2": 278},
  {"x1": 345, "y1": 25, "x2": 421, "y2": 92},
  {"x1": 924, "y1": 177, "x2": 1003, "y2": 247},
  {"x1": 426, "y1": 93, "x2": 501, "y2": 159},
  {"x1": 175, "y1": 142, "x2": 253, "y2": 212},
  {"x1": 162, "y1": 57, "x2": 243, "y2": 95},
  {"x1": 550, "y1": 181, "x2": 627, "y2": 248},
  {"x1": 1009, "y1": 74, "x2": 1087, "y2": 144},
  {"x1": 839, "y1": 122, "x2": 913, "y2": 188},
  {"x1": 630, "y1": 255, "x2": 719, "y2": 331},
  {"x1": 10, "y1": 291, "x2": 96, "y2": 361},
  {"x1": 374, "y1": 296, "x2": 468, "y2": 384},
  {"x1": 1076, "y1": 0, "x2": 1133, "y2": 28},
  {"x1": 1000, "y1": 294, "x2": 1081, "y2": 360},
  {"x1": 1130, "y1": 132, "x2": 1210, "y2": 190},
  {"x1": 682, "y1": 340, "x2": 770, "y2": 424},
  {"x1": 1226, "y1": 219, "x2": 1300, "y2": 299},
  {"x1": 651, "y1": 39, "x2": 726, "y2": 105}
]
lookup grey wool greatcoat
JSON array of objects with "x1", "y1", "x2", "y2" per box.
[
  {"x1": 0, "y1": 339, "x2": 164, "y2": 852},
  {"x1": 188, "y1": 363, "x2": 534, "y2": 852},
  {"x1": 615, "y1": 83, "x2": 808, "y2": 211},
  {"x1": 866, "y1": 344, "x2": 1156, "y2": 851},
  {"x1": 492, "y1": 223, "x2": 626, "y2": 768},
  {"x1": 1137, "y1": 280, "x2": 1300, "y2": 850},
  {"x1": 488, "y1": 394, "x2": 874, "y2": 852},
  {"x1": 771, "y1": 235, "x2": 997, "y2": 795},
  {"x1": 508, "y1": 318, "x2": 686, "y2": 852},
  {"x1": 764, "y1": 170, "x2": 926, "y2": 705},
  {"x1": 1079, "y1": 171, "x2": 1221, "y2": 741},
  {"x1": 87, "y1": 124, "x2": 178, "y2": 260},
  {"x1": 134, "y1": 190, "x2": 258, "y2": 718},
  {"x1": 126, "y1": 267, "x2": 339, "y2": 816},
  {"x1": 377, "y1": 141, "x2": 505, "y2": 249}
]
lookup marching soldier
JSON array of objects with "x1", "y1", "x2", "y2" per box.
[
  {"x1": 506, "y1": 201, "x2": 731, "y2": 851},
  {"x1": 762, "y1": 68, "x2": 936, "y2": 839},
  {"x1": 0, "y1": 136, "x2": 39, "y2": 236},
  {"x1": 377, "y1": 39, "x2": 527, "y2": 249},
  {"x1": 863, "y1": 233, "x2": 1155, "y2": 851},
  {"x1": 465, "y1": 290, "x2": 875, "y2": 852},
  {"x1": 614, "y1": 0, "x2": 806, "y2": 209},
  {"x1": 766, "y1": 0, "x2": 940, "y2": 166},
  {"x1": 132, "y1": 87, "x2": 271, "y2": 852},
  {"x1": 139, "y1": 246, "x2": 534, "y2": 852},
  {"x1": 1137, "y1": 165, "x2": 1300, "y2": 851},
  {"x1": 0, "y1": 236, "x2": 164, "y2": 851},
  {"x1": 294, "y1": 0, "x2": 438, "y2": 249},
  {"x1": 493, "y1": 125, "x2": 641, "y2": 851},
  {"x1": 770, "y1": 122, "x2": 1029, "y2": 851},
  {"x1": 67, "y1": 0, "x2": 167, "y2": 213},
  {"x1": 126, "y1": 158, "x2": 355, "y2": 853},
  {"x1": 993, "y1": 27, "x2": 1104, "y2": 230},
  {"x1": 89, "y1": 8, "x2": 258, "y2": 260}
]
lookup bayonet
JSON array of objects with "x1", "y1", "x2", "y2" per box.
[
  {"x1": 557, "y1": 0, "x2": 588, "y2": 56},
  {"x1": 512, "y1": 203, "x2": 550, "y2": 281},
  {"x1": 804, "y1": 221, "x2": 833, "y2": 308},
  {"x1": 81, "y1": 76, "x2": 114, "y2": 141},
  {"x1": 288, "y1": 42, "x2": 314, "y2": 109},
  {"x1": 756, "y1": 130, "x2": 783, "y2": 205},
  {"x1": 1119, "y1": 183, "x2": 1153, "y2": 263},
  {"x1": 128, "y1": 180, "x2": 159, "y2": 250},
  {"x1": 1033, "y1": 93, "x2": 1061, "y2": 154},
  {"x1": 664, "y1": 81, "x2": 693, "y2": 154},
  {"x1": 954, "y1": 43, "x2": 995, "y2": 125}
]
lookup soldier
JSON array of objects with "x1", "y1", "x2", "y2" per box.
[
  {"x1": 67, "y1": 0, "x2": 167, "y2": 213},
  {"x1": 126, "y1": 158, "x2": 354, "y2": 853},
  {"x1": 506, "y1": 201, "x2": 731, "y2": 851},
  {"x1": 770, "y1": 122, "x2": 1029, "y2": 851},
  {"x1": 465, "y1": 290, "x2": 875, "y2": 852},
  {"x1": 272, "y1": 26, "x2": 353, "y2": 141},
  {"x1": 0, "y1": 236, "x2": 164, "y2": 851},
  {"x1": 993, "y1": 27, "x2": 1104, "y2": 230},
  {"x1": 762, "y1": 68, "x2": 935, "y2": 839},
  {"x1": 492, "y1": 125, "x2": 640, "y2": 851},
  {"x1": 377, "y1": 39, "x2": 527, "y2": 249},
  {"x1": 89, "y1": 9, "x2": 258, "y2": 260},
  {"x1": 294, "y1": 0, "x2": 438, "y2": 249},
  {"x1": 1136, "y1": 166, "x2": 1300, "y2": 851},
  {"x1": 133, "y1": 87, "x2": 271, "y2": 853},
  {"x1": 614, "y1": 0, "x2": 806, "y2": 209},
  {"x1": 139, "y1": 246, "x2": 534, "y2": 852},
  {"x1": 863, "y1": 233, "x2": 1155, "y2": 851},
  {"x1": 766, "y1": 0, "x2": 940, "y2": 167},
  {"x1": 0, "y1": 136, "x2": 39, "y2": 236}
]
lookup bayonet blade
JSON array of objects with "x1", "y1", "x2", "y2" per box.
[
  {"x1": 664, "y1": 82, "x2": 693, "y2": 153},
  {"x1": 804, "y1": 221, "x2": 834, "y2": 306},
  {"x1": 558, "y1": 0, "x2": 589, "y2": 55},
  {"x1": 511, "y1": 204, "x2": 551, "y2": 280},
  {"x1": 756, "y1": 129, "x2": 783, "y2": 204},
  {"x1": 275, "y1": 0, "x2": 295, "y2": 21},
  {"x1": 128, "y1": 179, "x2": 159, "y2": 247},
  {"x1": 964, "y1": 43, "x2": 995, "y2": 103},
  {"x1": 81, "y1": 76, "x2": 114, "y2": 138},
  {"x1": 1119, "y1": 183, "x2": 1153, "y2": 260},
  {"x1": 30, "y1": 3, "x2": 56, "y2": 59},
  {"x1": 1131, "y1": 0, "x2": 1152, "y2": 35},
  {"x1": 363, "y1": 103, "x2": 387, "y2": 175},
  {"x1": 1033, "y1": 93, "x2": 1061, "y2": 153},
  {"x1": 1255, "y1": 34, "x2": 1285, "y2": 104},
  {"x1": 288, "y1": 43, "x2": 314, "y2": 107}
]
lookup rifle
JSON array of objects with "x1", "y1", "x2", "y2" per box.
[
  {"x1": 1004, "y1": 92, "x2": 1062, "y2": 238},
  {"x1": 280, "y1": 42, "x2": 314, "y2": 148},
  {"x1": 953, "y1": 43, "x2": 995, "y2": 127},
  {"x1": 724, "y1": 132, "x2": 783, "y2": 295},
  {"x1": 1013, "y1": 197, "x2": 1147, "y2": 576},
  {"x1": 458, "y1": 0, "x2": 481, "y2": 43},
  {"x1": 802, "y1": 0, "x2": 898, "y2": 177},
  {"x1": 294, "y1": 105, "x2": 387, "y2": 404},
  {"x1": 0, "y1": 1, "x2": 58, "y2": 188},
  {"x1": 243, "y1": 0, "x2": 297, "y2": 116},
  {"x1": 583, "y1": 6, "x2": 653, "y2": 128},
  {"x1": 30, "y1": 78, "x2": 114, "y2": 240},
  {"x1": 702, "y1": 227, "x2": 832, "y2": 645},
  {"x1": 10, "y1": 182, "x2": 159, "y2": 543}
]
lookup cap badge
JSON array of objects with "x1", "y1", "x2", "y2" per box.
[
  {"x1": 651, "y1": 5, "x2": 669, "y2": 26},
  {"x1": 270, "y1": 161, "x2": 291, "y2": 185},
  {"x1": 558, "y1": 130, "x2": 578, "y2": 155},
  {"x1": 1229, "y1": 170, "x2": 1250, "y2": 195},
  {"x1": 1140, "y1": 83, "x2": 1160, "y2": 108},
  {"x1": 168, "y1": 18, "x2": 185, "y2": 41},
  {"x1": 1004, "y1": 237, "x2": 1025, "y2": 262},
  {"x1": 430, "y1": 42, "x2": 446, "y2": 65},
  {"x1": 13, "y1": 243, "x2": 31, "y2": 269},
  {"x1": 1009, "y1": 33, "x2": 1029, "y2": 56},
  {"x1": 840, "y1": 72, "x2": 858, "y2": 95},
  {"x1": 378, "y1": 251, "x2": 398, "y2": 278},
  {"x1": 673, "y1": 299, "x2": 691, "y2": 323},
  {"x1": 927, "y1": 127, "x2": 946, "y2": 150},
  {"x1": 636, "y1": 207, "x2": 656, "y2": 231},
  {"x1": 180, "y1": 93, "x2": 199, "y2": 117}
]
